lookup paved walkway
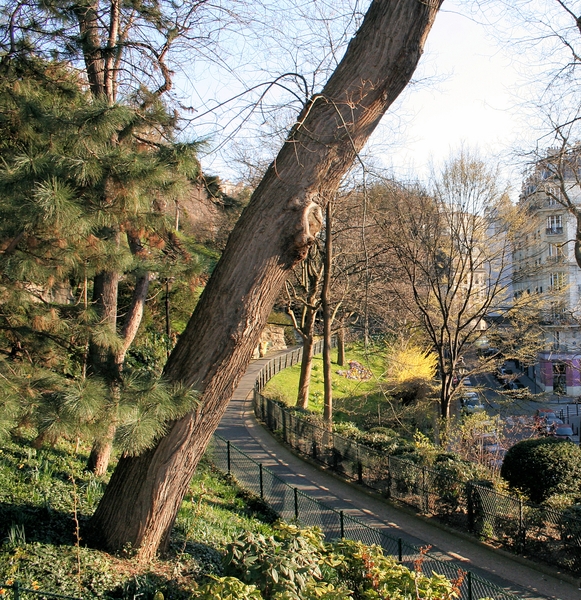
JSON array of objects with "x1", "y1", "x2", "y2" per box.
[{"x1": 217, "y1": 352, "x2": 580, "y2": 600}]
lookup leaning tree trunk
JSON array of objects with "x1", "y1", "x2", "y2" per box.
[{"x1": 88, "y1": 0, "x2": 443, "y2": 559}]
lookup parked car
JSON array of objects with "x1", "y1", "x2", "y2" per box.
[
  {"x1": 463, "y1": 397, "x2": 485, "y2": 413},
  {"x1": 552, "y1": 425, "x2": 574, "y2": 440},
  {"x1": 481, "y1": 347, "x2": 501, "y2": 357}
]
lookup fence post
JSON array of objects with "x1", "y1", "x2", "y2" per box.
[
  {"x1": 467, "y1": 571, "x2": 473, "y2": 600},
  {"x1": 227, "y1": 440, "x2": 231, "y2": 475},
  {"x1": 398, "y1": 538, "x2": 403, "y2": 562},
  {"x1": 282, "y1": 410, "x2": 287, "y2": 444},
  {"x1": 519, "y1": 497, "x2": 525, "y2": 553},
  {"x1": 340, "y1": 510, "x2": 345, "y2": 539},
  {"x1": 259, "y1": 464, "x2": 264, "y2": 499},
  {"x1": 357, "y1": 461, "x2": 363, "y2": 484},
  {"x1": 467, "y1": 483, "x2": 474, "y2": 533},
  {"x1": 332, "y1": 448, "x2": 339, "y2": 471},
  {"x1": 422, "y1": 467, "x2": 428, "y2": 512},
  {"x1": 13, "y1": 581, "x2": 20, "y2": 600},
  {"x1": 294, "y1": 488, "x2": 299, "y2": 520}
]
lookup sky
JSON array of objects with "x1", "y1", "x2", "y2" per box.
[
  {"x1": 186, "y1": 0, "x2": 549, "y2": 192},
  {"x1": 372, "y1": 1, "x2": 534, "y2": 188}
]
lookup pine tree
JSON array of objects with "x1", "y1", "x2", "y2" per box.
[{"x1": 0, "y1": 57, "x2": 205, "y2": 457}]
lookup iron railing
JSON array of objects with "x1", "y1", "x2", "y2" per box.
[
  {"x1": 209, "y1": 435, "x2": 519, "y2": 600},
  {"x1": 0, "y1": 582, "x2": 81, "y2": 600},
  {"x1": 253, "y1": 350, "x2": 581, "y2": 575}
]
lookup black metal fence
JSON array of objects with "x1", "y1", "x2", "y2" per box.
[
  {"x1": 0, "y1": 582, "x2": 81, "y2": 600},
  {"x1": 253, "y1": 350, "x2": 581, "y2": 576},
  {"x1": 208, "y1": 435, "x2": 518, "y2": 600}
]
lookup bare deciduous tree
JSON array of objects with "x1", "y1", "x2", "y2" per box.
[{"x1": 376, "y1": 151, "x2": 533, "y2": 420}]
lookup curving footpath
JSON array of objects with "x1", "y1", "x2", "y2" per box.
[{"x1": 217, "y1": 351, "x2": 579, "y2": 600}]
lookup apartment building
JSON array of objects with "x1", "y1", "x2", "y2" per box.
[{"x1": 516, "y1": 166, "x2": 581, "y2": 395}]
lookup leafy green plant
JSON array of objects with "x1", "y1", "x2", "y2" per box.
[
  {"x1": 224, "y1": 523, "x2": 324, "y2": 598},
  {"x1": 0, "y1": 436, "x2": 275, "y2": 598},
  {"x1": 6, "y1": 524, "x2": 26, "y2": 548},
  {"x1": 194, "y1": 576, "x2": 263, "y2": 599}
]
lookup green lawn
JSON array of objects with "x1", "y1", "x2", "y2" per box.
[
  {"x1": 263, "y1": 343, "x2": 388, "y2": 421},
  {"x1": 0, "y1": 435, "x2": 275, "y2": 599}
]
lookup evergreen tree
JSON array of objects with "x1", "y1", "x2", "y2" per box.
[{"x1": 0, "y1": 57, "x2": 203, "y2": 457}]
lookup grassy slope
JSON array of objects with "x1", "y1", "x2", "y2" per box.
[
  {"x1": 263, "y1": 344, "x2": 387, "y2": 421},
  {"x1": 0, "y1": 435, "x2": 275, "y2": 599}
]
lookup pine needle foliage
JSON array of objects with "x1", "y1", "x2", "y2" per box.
[
  {"x1": 115, "y1": 374, "x2": 199, "y2": 455},
  {"x1": 0, "y1": 56, "x2": 209, "y2": 451}
]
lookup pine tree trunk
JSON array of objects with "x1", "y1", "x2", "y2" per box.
[
  {"x1": 88, "y1": 269, "x2": 119, "y2": 378},
  {"x1": 86, "y1": 421, "x2": 116, "y2": 475},
  {"x1": 88, "y1": 0, "x2": 443, "y2": 559},
  {"x1": 86, "y1": 266, "x2": 119, "y2": 473},
  {"x1": 87, "y1": 269, "x2": 151, "y2": 476}
]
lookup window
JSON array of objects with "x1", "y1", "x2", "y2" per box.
[
  {"x1": 548, "y1": 243, "x2": 565, "y2": 262},
  {"x1": 545, "y1": 184, "x2": 562, "y2": 205},
  {"x1": 546, "y1": 214, "x2": 563, "y2": 234},
  {"x1": 550, "y1": 272, "x2": 566, "y2": 290}
]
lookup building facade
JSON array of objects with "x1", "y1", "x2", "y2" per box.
[{"x1": 516, "y1": 167, "x2": 581, "y2": 395}]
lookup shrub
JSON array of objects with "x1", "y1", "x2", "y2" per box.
[
  {"x1": 222, "y1": 526, "x2": 464, "y2": 600},
  {"x1": 326, "y1": 539, "x2": 459, "y2": 600},
  {"x1": 432, "y1": 454, "x2": 488, "y2": 513},
  {"x1": 500, "y1": 437, "x2": 581, "y2": 503},
  {"x1": 193, "y1": 576, "x2": 262, "y2": 599}
]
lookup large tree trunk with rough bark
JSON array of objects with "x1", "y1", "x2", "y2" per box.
[{"x1": 88, "y1": 0, "x2": 443, "y2": 559}]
